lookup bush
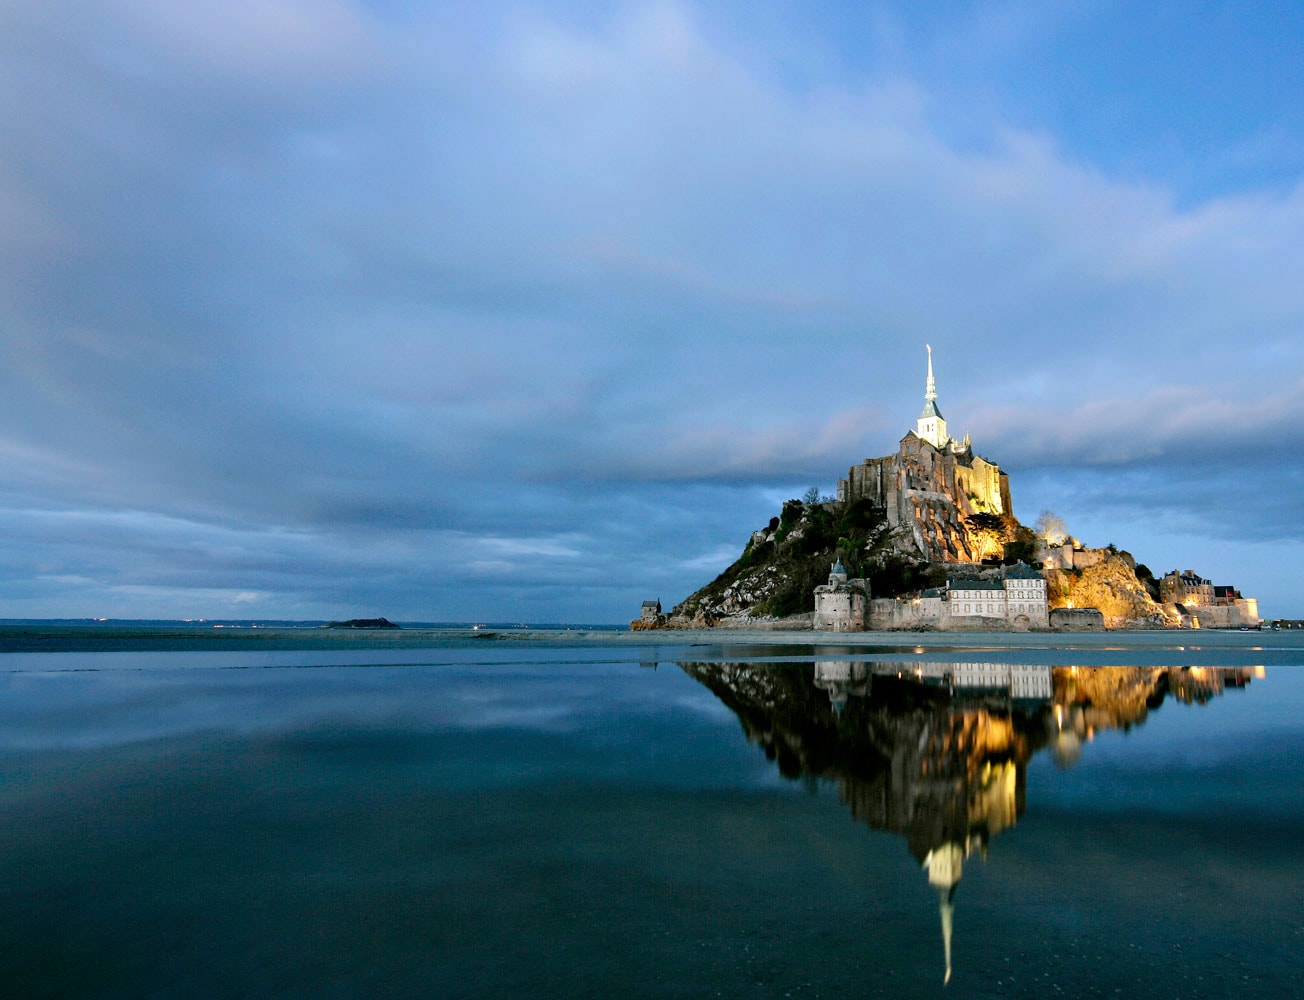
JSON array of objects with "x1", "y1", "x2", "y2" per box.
[
  {"x1": 838, "y1": 499, "x2": 881, "y2": 535},
  {"x1": 1003, "y1": 540, "x2": 1035, "y2": 564}
]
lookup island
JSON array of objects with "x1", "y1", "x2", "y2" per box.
[
  {"x1": 639, "y1": 348, "x2": 1259, "y2": 633},
  {"x1": 322, "y1": 617, "x2": 401, "y2": 630}
]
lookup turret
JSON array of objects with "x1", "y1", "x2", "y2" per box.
[{"x1": 829, "y1": 558, "x2": 848, "y2": 586}]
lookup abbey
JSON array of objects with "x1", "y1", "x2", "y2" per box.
[{"x1": 837, "y1": 346, "x2": 1014, "y2": 563}]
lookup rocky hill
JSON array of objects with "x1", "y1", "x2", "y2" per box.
[
  {"x1": 671, "y1": 497, "x2": 950, "y2": 624},
  {"x1": 1045, "y1": 554, "x2": 1165, "y2": 628},
  {"x1": 656, "y1": 347, "x2": 1172, "y2": 629},
  {"x1": 664, "y1": 495, "x2": 1165, "y2": 628}
]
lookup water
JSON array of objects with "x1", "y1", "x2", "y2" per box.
[{"x1": 1, "y1": 634, "x2": 1301, "y2": 998}]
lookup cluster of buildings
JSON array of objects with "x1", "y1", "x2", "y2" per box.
[
  {"x1": 813, "y1": 560, "x2": 1052, "y2": 632},
  {"x1": 1159, "y1": 570, "x2": 1260, "y2": 628},
  {"x1": 815, "y1": 350, "x2": 1053, "y2": 632}
]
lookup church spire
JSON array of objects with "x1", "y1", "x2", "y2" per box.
[{"x1": 916, "y1": 345, "x2": 949, "y2": 448}]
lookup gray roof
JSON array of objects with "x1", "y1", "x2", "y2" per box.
[
  {"x1": 918, "y1": 399, "x2": 944, "y2": 420},
  {"x1": 1004, "y1": 562, "x2": 1043, "y2": 580},
  {"x1": 948, "y1": 577, "x2": 1005, "y2": 591}
]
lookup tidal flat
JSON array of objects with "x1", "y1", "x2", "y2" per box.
[{"x1": 2, "y1": 627, "x2": 1301, "y2": 998}]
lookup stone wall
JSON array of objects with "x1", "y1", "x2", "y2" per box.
[
  {"x1": 1189, "y1": 604, "x2": 1242, "y2": 628},
  {"x1": 1035, "y1": 541, "x2": 1110, "y2": 571},
  {"x1": 838, "y1": 433, "x2": 1014, "y2": 564},
  {"x1": 867, "y1": 596, "x2": 943, "y2": 629},
  {"x1": 1049, "y1": 608, "x2": 1106, "y2": 631},
  {"x1": 814, "y1": 586, "x2": 866, "y2": 631}
]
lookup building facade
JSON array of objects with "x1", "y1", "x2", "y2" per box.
[
  {"x1": 855, "y1": 563, "x2": 1049, "y2": 631},
  {"x1": 1160, "y1": 570, "x2": 1215, "y2": 607}
]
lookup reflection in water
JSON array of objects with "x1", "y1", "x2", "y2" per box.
[{"x1": 677, "y1": 661, "x2": 1263, "y2": 985}]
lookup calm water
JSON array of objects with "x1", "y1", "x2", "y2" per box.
[{"x1": 2, "y1": 636, "x2": 1302, "y2": 998}]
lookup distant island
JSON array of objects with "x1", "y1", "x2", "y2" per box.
[
  {"x1": 323, "y1": 618, "x2": 401, "y2": 629},
  {"x1": 638, "y1": 347, "x2": 1258, "y2": 633}
]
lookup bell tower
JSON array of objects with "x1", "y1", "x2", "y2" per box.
[{"x1": 916, "y1": 345, "x2": 949, "y2": 449}]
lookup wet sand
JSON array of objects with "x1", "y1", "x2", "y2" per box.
[{"x1": 2, "y1": 622, "x2": 1299, "y2": 657}]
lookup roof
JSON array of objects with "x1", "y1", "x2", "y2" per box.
[
  {"x1": 948, "y1": 577, "x2": 1005, "y2": 591},
  {"x1": 918, "y1": 399, "x2": 944, "y2": 420},
  {"x1": 1004, "y1": 562, "x2": 1043, "y2": 580}
]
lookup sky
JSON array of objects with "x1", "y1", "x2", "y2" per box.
[{"x1": 2, "y1": 0, "x2": 1303, "y2": 623}]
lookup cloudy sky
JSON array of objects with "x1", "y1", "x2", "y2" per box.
[{"x1": 2, "y1": 1, "x2": 1303, "y2": 622}]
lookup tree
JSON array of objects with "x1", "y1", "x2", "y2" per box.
[
  {"x1": 1034, "y1": 510, "x2": 1068, "y2": 544},
  {"x1": 803, "y1": 486, "x2": 822, "y2": 505}
]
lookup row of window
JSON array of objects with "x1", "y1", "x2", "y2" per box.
[{"x1": 957, "y1": 602, "x2": 1044, "y2": 615}]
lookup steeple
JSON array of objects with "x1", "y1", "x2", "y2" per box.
[
  {"x1": 924, "y1": 842, "x2": 964, "y2": 986},
  {"x1": 925, "y1": 343, "x2": 937, "y2": 406},
  {"x1": 916, "y1": 344, "x2": 949, "y2": 449}
]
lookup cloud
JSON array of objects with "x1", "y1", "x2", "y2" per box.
[
  {"x1": 1, "y1": 1, "x2": 1302, "y2": 618},
  {"x1": 972, "y1": 378, "x2": 1304, "y2": 468}
]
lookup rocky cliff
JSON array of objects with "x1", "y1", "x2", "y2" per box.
[
  {"x1": 666, "y1": 493, "x2": 1167, "y2": 628},
  {"x1": 1044, "y1": 554, "x2": 1167, "y2": 628},
  {"x1": 669, "y1": 497, "x2": 948, "y2": 625}
]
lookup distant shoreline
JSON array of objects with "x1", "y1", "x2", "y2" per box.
[{"x1": 0, "y1": 622, "x2": 1297, "y2": 656}]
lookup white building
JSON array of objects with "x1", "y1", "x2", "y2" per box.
[
  {"x1": 867, "y1": 563, "x2": 1049, "y2": 630},
  {"x1": 947, "y1": 564, "x2": 1048, "y2": 629}
]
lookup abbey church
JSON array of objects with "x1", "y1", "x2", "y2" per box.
[{"x1": 837, "y1": 347, "x2": 1015, "y2": 563}]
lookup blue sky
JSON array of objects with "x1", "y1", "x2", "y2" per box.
[{"x1": 2, "y1": 1, "x2": 1303, "y2": 621}]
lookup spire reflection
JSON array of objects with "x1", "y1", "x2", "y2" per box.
[{"x1": 677, "y1": 661, "x2": 1263, "y2": 985}]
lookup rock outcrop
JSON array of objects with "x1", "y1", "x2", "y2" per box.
[
  {"x1": 666, "y1": 498, "x2": 944, "y2": 626},
  {"x1": 1045, "y1": 554, "x2": 1169, "y2": 628}
]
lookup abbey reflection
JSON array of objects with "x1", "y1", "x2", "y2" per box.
[{"x1": 676, "y1": 661, "x2": 1264, "y2": 984}]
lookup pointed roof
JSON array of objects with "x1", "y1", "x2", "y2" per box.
[{"x1": 919, "y1": 344, "x2": 944, "y2": 420}]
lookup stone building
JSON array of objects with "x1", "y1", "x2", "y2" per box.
[
  {"x1": 836, "y1": 346, "x2": 1013, "y2": 563},
  {"x1": 864, "y1": 563, "x2": 1049, "y2": 631},
  {"x1": 1214, "y1": 586, "x2": 1260, "y2": 626},
  {"x1": 1049, "y1": 607, "x2": 1106, "y2": 631},
  {"x1": 1160, "y1": 570, "x2": 1215, "y2": 607},
  {"x1": 813, "y1": 559, "x2": 868, "y2": 631},
  {"x1": 941, "y1": 563, "x2": 1049, "y2": 629},
  {"x1": 630, "y1": 599, "x2": 666, "y2": 630},
  {"x1": 1160, "y1": 570, "x2": 1260, "y2": 627},
  {"x1": 1035, "y1": 538, "x2": 1111, "y2": 571}
]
